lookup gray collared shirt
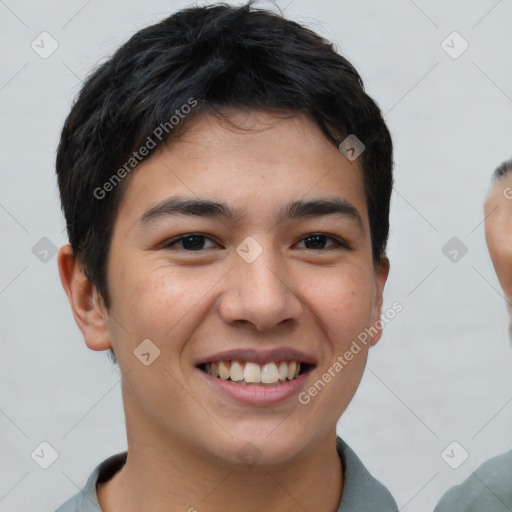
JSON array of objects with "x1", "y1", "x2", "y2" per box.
[
  {"x1": 54, "y1": 437, "x2": 398, "y2": 511},
  {"x1": 434, "y1": 449, "x2": 512, "y2": 512}
]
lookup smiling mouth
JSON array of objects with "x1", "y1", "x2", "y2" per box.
[{"x1": 198, "y1": 360, "x2": 312, "y2": 386}]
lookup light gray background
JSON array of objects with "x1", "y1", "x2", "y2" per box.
[{"x1": 1, "y1": 1, "x2": 511, "y2": 511}]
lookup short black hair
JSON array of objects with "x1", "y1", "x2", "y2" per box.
[
  {"x1": 492, "y1": 157, "x2": 512, "y2": 183},
  {"x1": 56, "y1": 2, "x2": 393, "y2": 363}
]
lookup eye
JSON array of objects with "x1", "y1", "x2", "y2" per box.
[
  {"x1": 160, "y1": 232, "x2": 349, "y2": 252},
  {"x1": 162, "y1": 233, "x2": 218, "y2": 251},
  {"x1": 295, "y1": 233, "x2": 348, "y2": 250}
]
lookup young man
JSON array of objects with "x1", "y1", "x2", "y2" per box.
[
  {"x1": 434, "y1": 159, "x2": 512, "y2": 511},
  {"x1": 55, "y1": 3, "x2": 396, "y2": 511}
]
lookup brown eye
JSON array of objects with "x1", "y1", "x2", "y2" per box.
[
  {"x1": 296, "y1": 233, "x2": 348, "y2": 250},
  {"x1": 163, "y1": 234, "x2": 218, "y2": 251}
]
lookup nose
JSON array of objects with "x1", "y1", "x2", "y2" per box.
[{"x1": 218, "y1": 242, "x2": 304, "y2": 331}]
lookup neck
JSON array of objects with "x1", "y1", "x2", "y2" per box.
[{"x1": 98, "y1": 392, "x2": 343, "y2": 512}]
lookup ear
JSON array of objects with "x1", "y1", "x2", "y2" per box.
[
  {"x1": 57, "y1": 243, "x2": 112, "y2": 351},
  {"x1": 369, "y1": 256, "x2": 390, "y2": 347}
]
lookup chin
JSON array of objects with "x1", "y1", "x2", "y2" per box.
[{"x1": 206, "y1": 429, "x2": 314, "y2": 469}]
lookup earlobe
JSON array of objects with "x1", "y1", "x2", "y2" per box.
[
  {"x1": 57, "y1": 244, "x2": 113, "y2": 352},
  {"x1": 369, "y1": 257, "x2": 390, "y2": 347}
]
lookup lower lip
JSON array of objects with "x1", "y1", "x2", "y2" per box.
[{"x1": 198, "y1": 368, "x2": 312, "y2": 405}]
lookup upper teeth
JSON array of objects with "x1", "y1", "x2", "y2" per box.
[{"x1": 204, "y1": 361, "x2": 301, "y2": 384}]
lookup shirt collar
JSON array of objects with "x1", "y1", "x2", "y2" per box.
[{"x1": 71, "y1": 437, "x2": 397, "y2": 511}]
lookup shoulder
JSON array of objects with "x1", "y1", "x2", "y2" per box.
[
  {"x1": 434, "y1": 449, "x2": 512, "y2": 512},
  {"x1": 53, "y1": 452, "x2": 127, "y2": 512},
  {"x1": 336, "y1": 437, "x2": 398, "y2": 512}
]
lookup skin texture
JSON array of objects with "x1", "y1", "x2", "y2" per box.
[{"x1": 58, "y1": 110, "x2": 389, "y2": 512}]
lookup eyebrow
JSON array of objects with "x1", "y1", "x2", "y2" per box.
[{"x1": 139, "y1": 196, "x2": 364, "y2": 231}]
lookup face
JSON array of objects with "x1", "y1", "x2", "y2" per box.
[
  {"x1": 485, "y1": 174, "x2": 512, "y2": 299},
  {"x1": 97, "y1": 110, "x2": 388, "y2": 466}
]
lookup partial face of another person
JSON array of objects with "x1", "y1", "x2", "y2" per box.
[
  {"x1": 485, "y1": 173, "x2": 512, "y2": 300},
  {"x1": 484, "y1": 170, "x2": 512, "y2": 340},
  {"x1": 68, "y1": 110, "x2": 389, "y2": 467}
]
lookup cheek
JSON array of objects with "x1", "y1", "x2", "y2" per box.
[
  {"x1": 304, "y1": 265, "x2": 376, "y2": 342},
  {"x1": 112, "y1": 264, "x2": 220, "y2": 352}
]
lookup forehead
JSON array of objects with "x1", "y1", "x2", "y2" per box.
[
  {"x1": 116, "y1": 110, "x2": 369, "y2": 227},
  {"x1": 488, "y1": 173, "x2": 512, "y2": 204}
]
